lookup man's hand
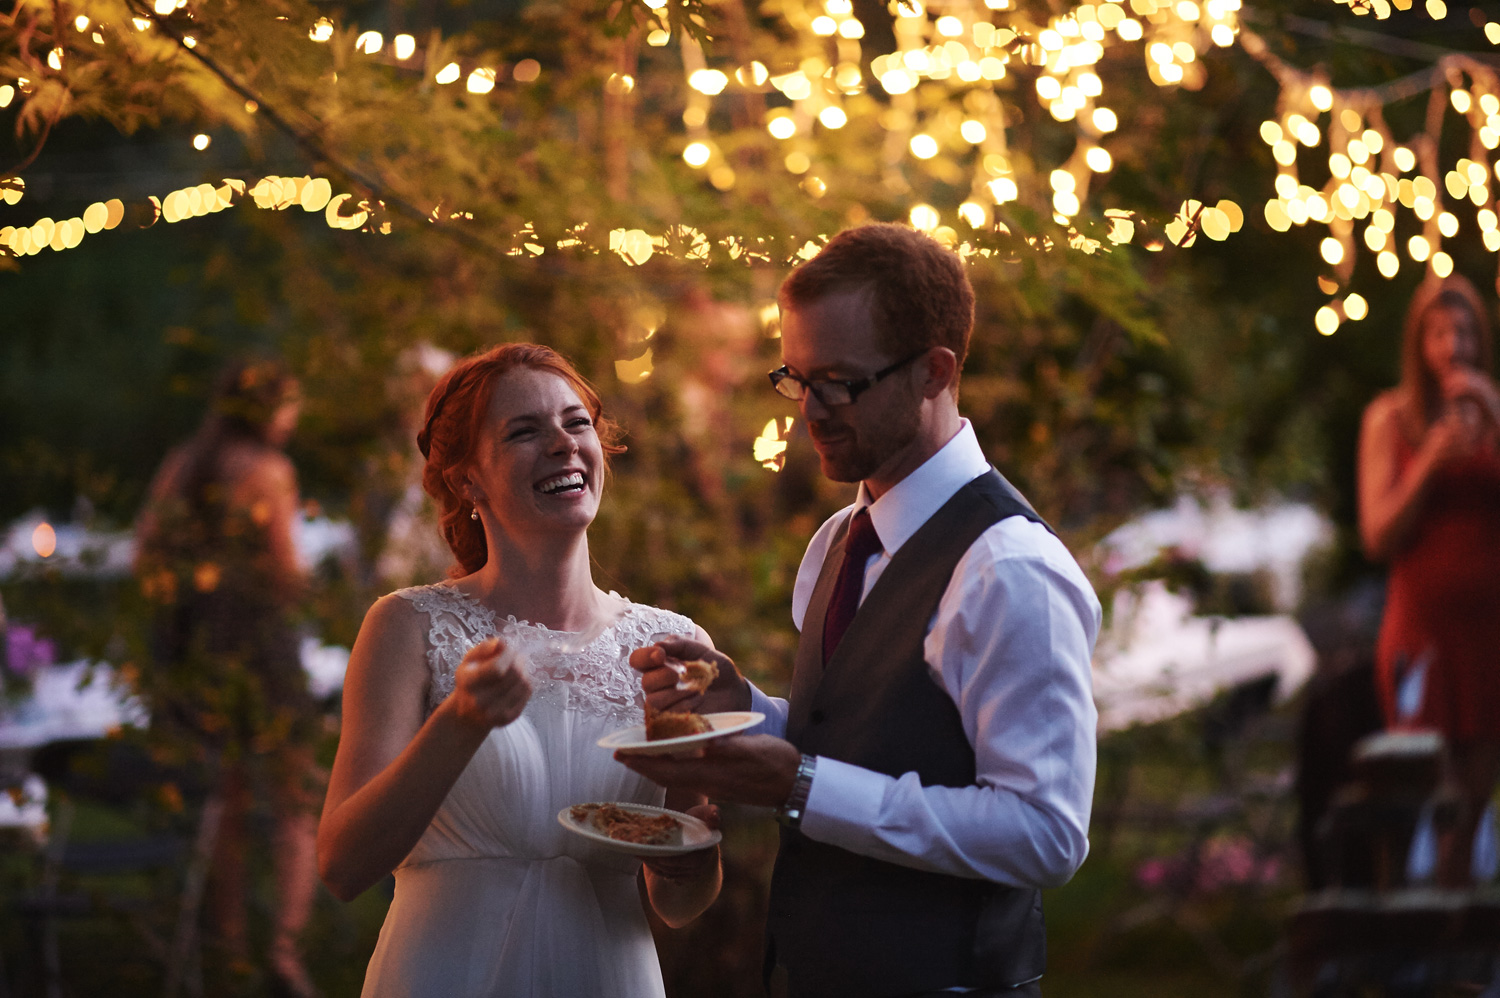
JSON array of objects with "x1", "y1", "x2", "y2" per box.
[
  {"x1": 629, "y1": 637, "x2": 751, "y2": 715},
  {"x1": 642, "y1": 803, "x2": 721, "y2": 880},
  {"x1": 616, "y1": 734, "x2": 802, "y2": 808}
]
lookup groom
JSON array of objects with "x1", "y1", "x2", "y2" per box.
[{"x1": 620, "y1": 223, "x2": 1099, "y2": 997}]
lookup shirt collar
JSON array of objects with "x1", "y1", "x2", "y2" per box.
[{"x1": 854, "y1": 419, "x2": 991, "y2": 557}]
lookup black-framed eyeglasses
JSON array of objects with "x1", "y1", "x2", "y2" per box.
[{"x1": 768, "y1": 350, "x2": 928, "y2": 407}]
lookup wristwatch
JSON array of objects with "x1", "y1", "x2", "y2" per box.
[{"x1": 775, "y1": 754, "x2": 818, "y2": 829}]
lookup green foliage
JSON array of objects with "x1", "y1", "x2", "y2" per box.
[{"x1": 1, "y1": 3, "x2": 1486, "y2": 989}]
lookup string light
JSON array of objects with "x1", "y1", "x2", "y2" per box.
[
  {"x1": 10, "y1": 0, "x2": 1500, "y2": 346},
  {"x1": 32, "y1": 523, "x2": 56, "y2": 558}
]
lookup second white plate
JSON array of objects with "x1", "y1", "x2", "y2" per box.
[
  {"x1": 557, "y1": 801, "x2": 721, "y2": 856},
  {"x1": 598, "y1": 711, "x2": 765, "y2": 755}
]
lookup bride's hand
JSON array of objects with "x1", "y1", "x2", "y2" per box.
[{"x1": 447, "y1": 637, "x2": 532, "y2": 734}]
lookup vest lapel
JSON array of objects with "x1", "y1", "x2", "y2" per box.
[{"x1": 787, "y1": 512, "x2": 852, "y2": 742}]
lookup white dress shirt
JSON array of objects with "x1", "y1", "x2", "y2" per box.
[{"x1": 748, "y1": 420, "x2": 1100, "y2": 889}]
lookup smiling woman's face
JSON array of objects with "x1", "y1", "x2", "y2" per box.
[{"x1": 464, "y1": 367, "x2": 604, "y2": 540}]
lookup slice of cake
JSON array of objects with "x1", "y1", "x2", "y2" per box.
[
  {"x1": 645, "y1": 704, "x2": 713, "y2": 741},
  {"x1": 570, "y1": 803, "x2": 682, "y2": 845},
  {"x1": 676, "y1": 657, "x2": 718, "y2": 694}
]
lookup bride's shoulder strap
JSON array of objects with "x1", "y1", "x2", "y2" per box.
[
  {"x1": 617, "y1": 600, "x2": 696, "y2": 644},
  {"x1": 390, "y1": 583, "x2": 498, "y2": 711}
]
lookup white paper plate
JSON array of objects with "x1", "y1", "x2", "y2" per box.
[
  {"x1": 597, "y1": 711, "x2": 765, "y2": 755},
  {"x1": 557, "y1": 801, "x2": 721, "y2": 856}
]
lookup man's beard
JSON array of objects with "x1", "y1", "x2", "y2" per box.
[{"x1": 807, "y1": 398, "x2": 922, "y2": 484}]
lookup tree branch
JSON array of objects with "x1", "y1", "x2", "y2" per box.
[{"x1": 120, "y1": 0, "x2": 500, "y2": 254}]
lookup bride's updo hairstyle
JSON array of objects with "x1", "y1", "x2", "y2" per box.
[{"x1": 416, "y1": 344, "x2": 624, "y2": 577}]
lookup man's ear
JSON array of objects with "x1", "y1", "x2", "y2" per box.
[{"x1": 920, "y1": 348, "x2": 959, "y2": 400}]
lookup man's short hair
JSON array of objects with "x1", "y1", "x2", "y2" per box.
[{"x1": 778, "y1": 223, "x2": 975, "y2": 369}]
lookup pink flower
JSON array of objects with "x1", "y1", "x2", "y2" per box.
[{"x1": 5, "y1": 625, "x2": 56, "y2": 678}]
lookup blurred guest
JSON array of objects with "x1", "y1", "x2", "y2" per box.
[
  {"x1": 1358, "y1": 275, "x2": 1500, "y2": 887},
  {"x1": 135, "y1": 359, "x2": 321, "y2": 995}
]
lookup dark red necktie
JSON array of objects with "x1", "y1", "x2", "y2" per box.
[{"x1": 822, "y1": 507, "x2": 884, "y2": 663}]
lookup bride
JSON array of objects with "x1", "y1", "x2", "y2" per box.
[{"x1": 317, "y1": 344, "x2": 722, "y2": 997}]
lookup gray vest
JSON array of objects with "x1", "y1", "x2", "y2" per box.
[{"x1": 767, "y1": 469, "x2": 1051, "y2": 998}]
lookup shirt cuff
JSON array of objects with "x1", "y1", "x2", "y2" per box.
[
  {"x1": 799, "y1": 755, "x2": 891, "y2": 847},
  {"x1": 747, "y1": 683, "x2": 788, "y2": 738}
]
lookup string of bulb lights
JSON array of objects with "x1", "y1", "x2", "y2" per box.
[{"x1": 0, "y1": 0, "x2": 1496, "y2": 341}]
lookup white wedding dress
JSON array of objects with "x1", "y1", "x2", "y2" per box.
[{"x1": 359, "y1": 583, "x2": 695, "y2": 998}]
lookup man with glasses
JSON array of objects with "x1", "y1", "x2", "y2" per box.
[{"x1": 620, "y1": 223, "x2": 1100, "y2": 998}]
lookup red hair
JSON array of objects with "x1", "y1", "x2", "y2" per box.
[
  {"x1": 778, "y1": 223, "x2": 975, "y2": 370},
  {"x1": 417, "y1": 344, "x2": 624, "y2": 577}
]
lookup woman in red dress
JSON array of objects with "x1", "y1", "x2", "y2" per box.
[{"x1": 1359, "y1": 274, "x2": 1500, "y2": 886}]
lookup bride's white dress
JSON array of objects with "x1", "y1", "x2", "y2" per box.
[{"x1": 359, "y1": 583, "x2": 695, "y2": 998}]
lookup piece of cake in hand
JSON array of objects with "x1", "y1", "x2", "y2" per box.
[
  {"x1": 676, "y1": 657, "x2": 718, "y2": 694},
  {"x1": 644, "y1": 703, "x2": 713, "y2": 741}
]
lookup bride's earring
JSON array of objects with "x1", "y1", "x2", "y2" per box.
[{"x1": 471, "y1": 506, "x2": 480, "y2": 521}]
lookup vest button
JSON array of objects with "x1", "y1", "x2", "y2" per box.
[{"x1": 810, "y1": 709, "x2": 825, "y2": 724}]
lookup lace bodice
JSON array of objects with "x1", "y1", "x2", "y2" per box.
[{"x1": 394, "y1": 583, "x2": 694, "y2": 724}]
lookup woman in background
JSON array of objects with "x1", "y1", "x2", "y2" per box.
[
  {"x1": 135, "y1": 359, "x2": 320, "y2": 995},
  {"x1": 1358, "y1": 274, "x2": 1500, "y2": 886}
]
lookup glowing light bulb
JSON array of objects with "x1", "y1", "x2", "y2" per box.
[
  {"x1": 393, "y1": 34, "x2": 416, "y2": 60},
  {"x1": 989, "y1": 178, "x2": 1018, "y2": 203},
  {"x1": 689, "y1": 69, "x2": 728, "y2": 95},
  {"x1": 1315, "y1": 306, "x2": 1340, "y2": 336},
  {"x1": 1085, "y1": 147, "x2": 1113, "y2": 172},
  {"x1": 467, "y1": 68, "x2": 496, "y2": 94},
  {"x1": 32, "y1": 522, "x2": 56, "y2": 557},
  {"x1": 909, "y1": 134, "x2": 939, "y2": 159},
  {"x1": 683, "y1": 142, "x2": 712, "y2": 168}
]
